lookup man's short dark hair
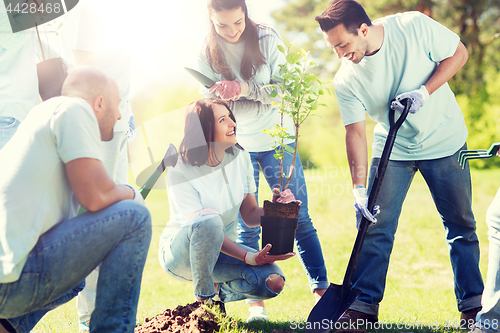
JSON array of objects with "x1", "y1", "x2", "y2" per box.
[{"x1": 315, "y1": 0, "x2": 372, "y2": 35}]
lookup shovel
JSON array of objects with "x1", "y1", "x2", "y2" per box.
[
  {"x1": 138, "y1": 143, "x2": 178, "y2": 199},
  {"x1": 306, "y1": 99, "x2": 412, "y2": 333},
  {"x1": 185, "y1": 67, "x2": 216, "y2": 89}
]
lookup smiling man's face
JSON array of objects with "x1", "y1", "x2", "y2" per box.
[{"x1": 323, "y1": 23, "x2": 370, "y2": 64}]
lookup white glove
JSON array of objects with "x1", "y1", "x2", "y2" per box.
[
  {"x1": 352, "y1": 186, "x2": 380, "y2": 230},
  {"x1": 126, "y1": 185, "x2": 145, "y2": 205},
  {"x1": 391, "y1": 85, "x2": 429, "y2": 113}
]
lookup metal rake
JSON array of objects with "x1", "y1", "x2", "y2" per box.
[{"x1": 458, "y1": 142, "x2": 500, "y2": 169}]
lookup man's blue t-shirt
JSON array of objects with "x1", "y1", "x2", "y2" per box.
[{"x1": 334, "y1": 11, "x2": 467, "y2": 160}]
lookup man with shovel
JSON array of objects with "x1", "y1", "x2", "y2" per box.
[
  {"x1": 0, "y1": 67, "x2": 151, "y2": 333},
  {"x1": 315, "y1": 0, "x2": 483, "y2": 326}
]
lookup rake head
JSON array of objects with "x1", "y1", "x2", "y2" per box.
[{"x1": 458, "y1": 142, "x2": 500, "y2": 168}]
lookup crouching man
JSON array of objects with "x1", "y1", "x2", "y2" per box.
[{"x1": 0, "y1": 67, "x2": 152, "y2": 333}]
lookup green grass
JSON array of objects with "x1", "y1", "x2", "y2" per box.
[{"x1": 32, "y1": 167, "x2": 499, "y2": 332}]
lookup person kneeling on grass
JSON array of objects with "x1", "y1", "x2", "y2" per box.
[
  {"x1": 159, "y1": 98, "x2": 295, "y2": 307},
  {"x1": 0, "y1": 67, "x2": 151, "y2": 333}
]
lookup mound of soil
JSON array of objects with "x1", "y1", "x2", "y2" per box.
[{"x1": 135, "y1": 302, "x2": 219, "y2": 333}]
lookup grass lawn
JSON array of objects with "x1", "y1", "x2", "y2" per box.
[{"x1": 32, "y1": 166, "x2": 499, "y2": 332}]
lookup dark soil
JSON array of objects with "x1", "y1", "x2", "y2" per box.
[
  {"x1": 134, "y1": 302, "x2": 219, "y2": 333},
  {"x1": 263, "y1": 200, "x2": 300, "y2": 219}
]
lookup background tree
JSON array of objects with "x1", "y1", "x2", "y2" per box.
[{"x1": 271, "y1": 0, "x2": 500, "y2": 168}]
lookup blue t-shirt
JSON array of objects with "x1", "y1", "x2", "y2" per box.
[{"x1": 334, "y1": 12, "x2": 467, "y2": 160}]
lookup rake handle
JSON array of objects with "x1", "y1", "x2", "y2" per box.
[{"x1": 342, "y1": 99, "x2": 412, "y2": 290}]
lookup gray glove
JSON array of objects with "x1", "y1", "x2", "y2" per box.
[{"x1": 391, "y1": 85, "x2": 429, "y2": 113}]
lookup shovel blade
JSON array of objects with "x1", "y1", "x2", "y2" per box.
[{"x1": 305, "y1": 283, "x2": 362, "y2": 333}]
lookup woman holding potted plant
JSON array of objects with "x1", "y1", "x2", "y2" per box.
[
  {"x1": 159, "y1": 98, "x2": 295, "y2": 306},
  {"x1": 196, "y1": 0, "x2": 328, "y2": 321}
]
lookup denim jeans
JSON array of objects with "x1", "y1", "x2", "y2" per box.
[
  {"x1": 350, "y1": 144, "x2": 484, "y2": 316},
  {"x1": 236, "y1": 143, "x2": 328, "y2": 292},
  {"x1": 0, "y1": 116, "x2": 20, "y2": 150},
  {"x1": 159, "y1": 213, "x2": 285, "y2": 303},
  {"x1": 476, "y1": 188, "x2": 500, "y2": 333},
  {"x1": 0, "y1": 201, "x2": 152, "y2": 333},
  {"x1": 76, "y1": 130, "x2": 129, "y2": 325}
]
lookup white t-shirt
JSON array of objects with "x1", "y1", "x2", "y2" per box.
[
  {"x1": 0, "y1": 97, "x2": 103, "y2": 283},
  {"x1": 162, "y1": 147, "x2": 256, "y2": 242},
  {"x1": 334, "y1": 12, "x2": 467, "y2": 160},
  {"x1": 0, "y1": 10, "x2": 39, "y2": 121},
  {"x1": 61, "y1": 0, "x2": 133, "y2": 132},
  {"x1": 198, "y1": 25, "x2": 294, "y2": 152}
]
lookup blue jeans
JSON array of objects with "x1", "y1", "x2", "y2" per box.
[
  {"x1": 0, "y1": 116, "x2": 20, "y2": 150},
  {"x1": 159, "y1": 213, "x2": 285, "y2": 303},
  {"x1": 0, "y1": 201, "x2": 152, "y2": 333},
  {"x1": 350, "y1": 144, "x2": 484, "y2": 316},
  {"x1": 236, "y1": 143, "x2": 328, "y2": 292},
  {"x1": 476, "y1": 188, "x2": 500, "y2": 333}
]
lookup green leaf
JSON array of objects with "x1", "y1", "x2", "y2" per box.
[
  {"x1": 292, "y1": 85, "x2": 302, "y2": 97},
  {"x1": 304, "y1": 74, "x2": 318, "y2": 83},
  {"x1": 284, "y1": 145, "x2": 296, "y2": 153},
  {"x1": 286, "y1": 53, "x2": 300, "y2": 65},
  {"x1": 270, "y1": 90, "x2": 278, "y2": 98},
  {"x1": 277, "y1": 45, "x2": 285, "y2": 54},
  {"x1": 274, "y1": 153, "x2": 285, "y2": 160}
]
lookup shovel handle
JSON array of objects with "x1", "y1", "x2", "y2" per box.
[
  {"x1": 342, "y1": 98, "x2": 412, "y2": 289},
  {"x1": 367, "y1": 99, "x2": 411, "y2": 210}
]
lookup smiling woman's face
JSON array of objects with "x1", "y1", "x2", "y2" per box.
[
  {"x1": 210, "y1": 6, "x2": 246, "y2": 44},
  {"x1": 212, "y1": 104, "x2": 237, "y2": 147}
]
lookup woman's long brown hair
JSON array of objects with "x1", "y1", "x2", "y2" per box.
[
  {"x1": 205, "y1": 0, "x2": 267, "y2": 81},
  {"x1": 180, "y1": 98, "x2": 240, "y2": 167}
]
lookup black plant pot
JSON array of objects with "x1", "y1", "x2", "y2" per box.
[{"x1": 261, "y1": 216, "x2": 298, "y2": 255}]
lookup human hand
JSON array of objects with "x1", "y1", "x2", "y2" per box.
[
  {"x1": 391, "y1": 85, "x2": 429, "y2": 113},
  {"x1": 244, "y1": 244, "x2": 295, "y2": 265},
  {"x1": 272, "y1": 188, "x2": 302, "y2": 204},
  {"x1": 209, "y1": 81, "x2": 242, "y2": 100},
  {"x1": 126, "y1": 185, "x2": 145, "y2": 205},
  {"x1": 352, "y1": 186, "x2": 380, "y2": 230}
]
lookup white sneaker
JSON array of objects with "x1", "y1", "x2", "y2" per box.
[
  {"x1": 247, "y1": 306, "x2": 268, "y2": 323},
  {"x1": 78, "y1": 320, "x2": 90, "y2": 332}
]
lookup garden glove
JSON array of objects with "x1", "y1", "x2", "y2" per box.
[
  {"x1": 209, "y1": 81, "x2": 242, "y2": 101},
  {"x1": 391, "y1": 85, "x2": 429, "y2": 114},
  {"x1": 352, "y1": 186, "x2": 380, "y2": 230},
  {"x1": 126, "y1": 185, "x2": 145, "y2": 205},
  {"x1": 272, "y1": 188, "x2": 302, "y2": 204},
  {"x1": 244, "y1": 244, "x2": 295, "y2": 265}
]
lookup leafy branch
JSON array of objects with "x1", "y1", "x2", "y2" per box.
[{"x1": 263, "y1": 44, "x2": 331, "y2": 191}]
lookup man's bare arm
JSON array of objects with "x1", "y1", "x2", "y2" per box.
[
  {"x1": 425, "y1": 41, "x2": 468, "y2": 95},
  {"x1": 345, "y1": 120, "x2": 368, "y2": 188},
  {"x1": 66, "y1": 158, "x2": 134, "y2": 212}
]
